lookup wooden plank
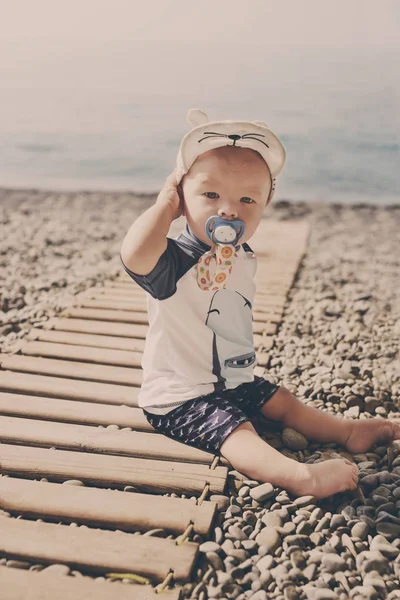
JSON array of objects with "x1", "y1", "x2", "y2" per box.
[
  {"x1": 0, "y1": 477, "x2": 216, "y2": 535},
  {"x1": 0, "y1": 516, "x2": 198, "y2": 583},
  {"x1": 64, "y1": 307, "x2": 149, "y2": 324},
  {"x1": 0, "y1": 444, "x2": 227, "y2": 494},
  {"x1": 72, "y1": 299, "x2": 282, "y2": 323},
  {"x1": 0, "y1": 415, "x2": 228, "y2": 467},
  {"x1": 0, "y1": 392, "x2": 153, "y2": 431},
  {"x1": 44, "y1": 316, "x2": 276, "y2": 338},
  {"x1": 0, "y1": 356, "x2": 143, "y2": 386},
  {"x1": 252, "y1": 322, "x2": 277, "y2": 335},
  {"x1": 26, "y1": 329, "x2": 146, "y2": 352},
  {"x1": 17, "y1": 341, "x2": 143, "y2": 368},
  {"x1": 76, "y1": 298, "x2": 148, "y2": 312},
  {"x1": 0, "y1": 566, "x2": 180, "y2": 600},
  {"x1": 43, "y1": 317, "x2": 149, "y2": 339},
  {"x1": 253, "y1": 311, "x2": 282, "y2": 323},
  {"x1": 0, "y1": 371, "x2": 139, "y2": 406}
]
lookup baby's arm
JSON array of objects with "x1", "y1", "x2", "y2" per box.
[{"x1": 121, "y1": 170, "x2": 183, "y2": 276}]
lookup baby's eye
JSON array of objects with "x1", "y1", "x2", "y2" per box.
[{"x1": 204, "y1": 192, "x2": 255, "y2": 204}]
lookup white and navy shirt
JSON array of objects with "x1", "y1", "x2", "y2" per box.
[{"x1": 120, "y1": 222, "x2": 258, "y2": 415}]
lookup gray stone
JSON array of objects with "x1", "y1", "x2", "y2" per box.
[
  {"x1": 250, "y1": 483, "x2": 275, "y2": 503},
  {"x1": 255, "y1": 527, "x2": 281, "y2": 553},
  {"x1": 294, "y1": 495, "x2": 317, "y2": 507},
  {"x1": 41, "y1": 564, "x2": 71, "y2": 576},
  {"x1": 210, "y1": 494, "x2": 230, "y2": 511},
  {"x1": 261, "y1": 512, "x2": 283, "y2": 528},
  {"x1": 351, "y1": 521, "x2": 369, "y2": 540},
  {"x1": 282, "y1": 428, "x2": 308, "y2": 451},
  {"x1": 356, "y1": 551, "x2": 389, "y2": 575},
  {"x1": 200, "y1": 541, "x2": 221, "y2": 554},
  {"x1": 321, "y1": 553, "x2": 347, "y2": 573}
]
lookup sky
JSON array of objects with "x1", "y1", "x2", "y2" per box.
[{"x1": 1, "y1": 0, "x2": 399, "y2": 49}]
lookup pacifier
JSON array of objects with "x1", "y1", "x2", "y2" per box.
[{"x1": 205, "y1": 216, "x2": 245, "y2": 246}]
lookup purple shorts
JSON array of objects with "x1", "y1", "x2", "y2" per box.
[{"x1": 143, "y1": 375, "x2": 280, "y2": 456}]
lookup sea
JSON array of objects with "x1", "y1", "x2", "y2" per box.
[{"x1": 0, "y1": 41, "x2": 399, "y2": 205}]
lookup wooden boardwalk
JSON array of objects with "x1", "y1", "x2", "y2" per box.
[{"x1": 0, "y1": 217, "x2": 310, "y2": 599}]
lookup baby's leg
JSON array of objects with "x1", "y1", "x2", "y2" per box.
[
  {"x1": 219, "y1": 421, "x2": 358, "y2": 500},
  {"x1": 260, "y1": 386, "x2": 400, "y2": 453}
]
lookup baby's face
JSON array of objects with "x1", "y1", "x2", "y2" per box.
[{"x1": 180, "y1": 146, "x2": 272, "y2": 247}]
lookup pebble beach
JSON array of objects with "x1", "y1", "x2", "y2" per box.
[{"x1": 1, "y1": 188, "x2": 400, "y2": 599}]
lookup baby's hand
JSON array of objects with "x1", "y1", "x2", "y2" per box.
[{"x1": 155, "y1": 169, "x2": 184, "y2": 221}]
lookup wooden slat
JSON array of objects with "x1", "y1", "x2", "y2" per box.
[
  {"x1": 0, "y1": 392, "x2": 153, "y2": 430},
  {"x1": 0, "y1": 444, "x2": 227, "y2": 494},
  {"x1": 252, "y1": 321, "x2": 277, "y2": 335},
  {"x1": 0, "y1": 355, "x2": 143, "y2": 386},
  {"x1": 0, "y1": 415, "x2": 227, "y2": 466},
  {"x1": 42, "y1": 317, "x2": 277, "y2": 340},
  {"x1": 18, "y1": 341, "x2": 143, "y2": 368},
  {"x1": 19, "y1": 340, "x2": 277, "y2": 370},
  {"x1": 0, "y1": 566, "x2": 180, "y2": 600},
  {"x1": 26, "y1": 329, "x2": 146, "y2": 352},
  {"x1": 0, "y1": 516, "x2": 198, "y2": 583},
  {"x1": 73, "y1": 299, "x2": 283, "y2": 322},
  {"x1": 64, "y1": 307, "x2": 149, "y2": 324},
  {"x1": 76, "y1": 298, "x2": 148, "y2": 312},
  {"x1": 0, "y1": 477, "x2": 216, "y2": 535},
  {"x1": 0, "y1": 371, "x2": 139, "y2": 405},
  {"x1": 43, "y1": 317, "x2": 148, "y2": 338}
]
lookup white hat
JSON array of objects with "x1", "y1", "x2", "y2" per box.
[{"x1": 176, "y1": 108, "x2": 286, "y2": 202}]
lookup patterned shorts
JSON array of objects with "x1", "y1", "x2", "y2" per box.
[{"x1": 143, "y1": 376, "x2": 280, "y2": 456}]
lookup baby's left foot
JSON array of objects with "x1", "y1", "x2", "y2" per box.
[{"x1": 344, "y1": 418, "x2": 400, "y2": 454}]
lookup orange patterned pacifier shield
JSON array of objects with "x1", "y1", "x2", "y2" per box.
[{"x1": 196, "y1": 243, "x2": 238, "y2": 291}]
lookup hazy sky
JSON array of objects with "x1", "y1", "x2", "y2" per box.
[{"x1": 2, "y1": 0, "x2": 399, "y2": 48}]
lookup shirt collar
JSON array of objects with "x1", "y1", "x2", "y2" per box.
[{"x1": 183, "y1": 222, "x2": 212, "y2": 251}]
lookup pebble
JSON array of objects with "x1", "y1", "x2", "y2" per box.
[
  {"x1": 6, "y1": 560, "x2": 31, "y2": 569},
  {"x1": 261, "y1": 512, "x2": 283, "y2": 528},
  {"x1": 294, "y1": 495, "x2": 317, "y2": 507},
  {"x1": 210, "y1": 495, "x2": 230, "y2": 511},
  {"x1": 356, "y1": 551, "x2": 389, "y2": 574},
  {"x1": 351, "y1": 522, "x2": 369, "y2": 540},
  {"x1": 250, "y1": 483, "x2": 275, "y2": 503},
  {"x1": 41, "y1": 564, "x2": 71, "y2": 576},
  {"x1": 62, "y1": 479, "x2": 85, "y2": 486},
  {"x1": 370, "y1": 535, "x2": 399, "y2": 558},
  {"x1": 321, "y1": 554, "x2": 347, "y2": 573},
  {"x1": 206, "y1": 552, "x2": 225, "y2": 571},
  {"x1": 200, "y1": 541, "x2": 221, "y2": 554},
  {"x1": 281, "y1": 428, "x2": 308, "y2": 451},
  {"x1": 255, "y1": 528, "x2": 281, "y2": 553}
]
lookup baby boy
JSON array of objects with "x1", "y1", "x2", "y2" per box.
[{"x1": 120, "y1": 109, "x2": 400, "y2": 499}]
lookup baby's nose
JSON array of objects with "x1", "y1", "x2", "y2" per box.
[{"x1": 218, "y1": 206, "x2": 237, "y2": 218}]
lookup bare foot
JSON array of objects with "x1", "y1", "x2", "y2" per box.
[
  {"x1": 344, "y1": 418, "x2": 400, "y2": 454},
  {"x1": 282, "y1": 459, "x2": 359, "y2": 500}
]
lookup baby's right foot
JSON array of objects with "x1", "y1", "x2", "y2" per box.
[{"x1": 283, "y1": 459, "x2": 359, "y2": 499}]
